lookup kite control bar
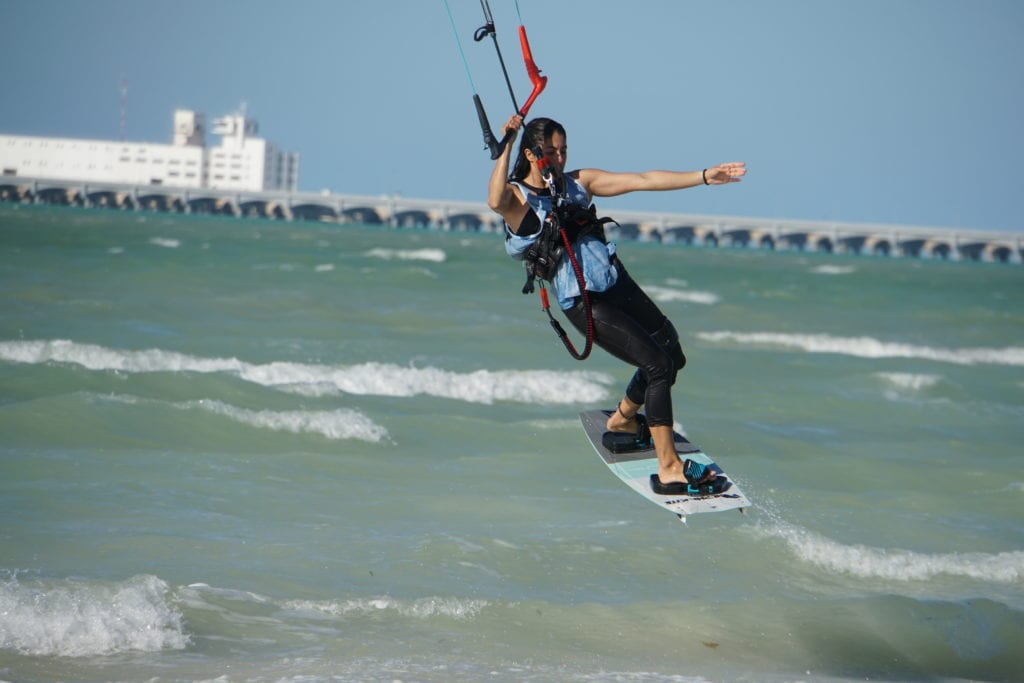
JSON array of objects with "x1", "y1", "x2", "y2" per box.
[{"x1": 471, "y1": 1, "x2": 548, "y2": 159}]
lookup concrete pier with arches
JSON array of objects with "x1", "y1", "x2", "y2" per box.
[{"x1": 1, "y1": 176, "x2": 1020, "y2": 263}]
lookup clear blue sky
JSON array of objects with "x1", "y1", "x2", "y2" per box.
[{"x1": 2, "y1": 0, "x2": 1022, "y2": 232}]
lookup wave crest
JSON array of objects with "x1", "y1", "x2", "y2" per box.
[
  {"x1": 364, "y1": 247, "x2": 446, "y2": 263},
  {"x1": 644, "y1": 285, "x2": 720, "y2": 306},
  {"x1": 282, "y1": 595, "x2": 487, "y2": 620},
  {"x1": 0, "y1": 574, "x2": 189, "y2": 657},
  {"x1": 751, "y1": 523, "x2": 1024, "y2": 584},
  {"x1": 697, "y1": 331, "x2": 1024, "y2": 366},
  {"x1": 0, "y1": 339, "x2": 613, "y2": 405}
]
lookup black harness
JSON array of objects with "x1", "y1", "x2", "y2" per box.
[
  {"x1": 519, "y1": 201, "x2": 616, "y2": 295},
  {"x1": 507, "y1": 182, "x2": 618, "y2": 360}
]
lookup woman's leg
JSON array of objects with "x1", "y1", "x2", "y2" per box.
[
  {"x1": 564, "y1": 272, "x2": 697, "y2": 486},
  {"x1": 568, "y1": 266, "x2": 685, "y2": 423}
]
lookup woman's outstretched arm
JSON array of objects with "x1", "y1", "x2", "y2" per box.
[{"x1": 578, "y1": 162, "x2": 746, "y2": 198}]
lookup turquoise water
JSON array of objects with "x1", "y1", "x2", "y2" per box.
[{"x1": 1, "y1": 204, "x2": 1022, "y2": 683}]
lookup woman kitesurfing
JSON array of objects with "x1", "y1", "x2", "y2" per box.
[
  {"x1": 488, "y1": 114, "x2": 746, "y2": 494},
  {"x1": 447, "y1": 0, "x2": 747, "y2": 495}
]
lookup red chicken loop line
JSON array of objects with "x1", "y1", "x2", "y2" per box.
[{"x1": 533, "y1": 156, "x2": 595, "y2": 362}]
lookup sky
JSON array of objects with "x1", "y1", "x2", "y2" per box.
[{"x1": 1, "y1": 0, "x2": 1022, "y2": 232}]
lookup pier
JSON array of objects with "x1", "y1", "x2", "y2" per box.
[{"x1": 1, "y1": 176, "x2": 1020, "y2": 263}]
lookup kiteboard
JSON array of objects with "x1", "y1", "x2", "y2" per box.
[{"x1": 580, "y1": 409, "x2": 751, "y2": 522}]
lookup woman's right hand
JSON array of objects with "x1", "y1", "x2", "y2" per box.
[{"x1": 502, "y1": 114, "x2": 524, "y2": 139}]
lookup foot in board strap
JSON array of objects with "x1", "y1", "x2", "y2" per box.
[
  {"x1": 650, "y1": 459, "x2": 732, "y2": 496},
  {"x1": 602, "y1": 412, "x2": 654, "y2": 454}
]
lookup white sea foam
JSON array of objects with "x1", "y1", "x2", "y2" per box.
[
  {"x1": 697, "y1": 331, "x2": 1024, "y2": 367},
  {"x1": 643, "y1": 285, "x2": 720, "y2": 306},
  {"x1": 314, "y1": 263, "x2": 335, "y2": 272},
  {"x1": 282, "y1": 596, "x2": 487, "y2": 619},
  {"x1": 0, "y1": 574, "x2": 188, "y2": 657},
  {"x1": 810, "y1": 264, "x2": 856, "y2": 275},
  {"x1": 148, "y1": 237, "x2": 181, "y2": 249},
  {"x1": 98, "y1": 394, "x2": 389, "y2": 442},
  {"x1": 183, "y1": 583, "x2": 488, "y2": 620},
  {"x1": 875, "y1": 372, "x2": 941, "y2": 391},
  {"x1": 751, "y1": 522, "x2": 1024, "y2": 584},
  {"x1": 523, "y1": 418, "x2": 578, "y2": 431},
  {"x1": 184, "y1": 399, "x2": 389, "y2": 443},
  {"x1": 247, "y1": 361, "x2": 612, "y2": 404},
  {"x1": 0, "y1": 339, "x2": 613, "y2": 405},
  {"x1": 365, "y1": 247, "x2": 446, "y2": 263}
]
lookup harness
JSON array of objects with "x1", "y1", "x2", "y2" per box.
[
  {"x1": 520, "y1": 202, "x2": 616, "y2": 294},
  {"x1": 509, "y1": 174, "x2": 618, "y2": 361}
]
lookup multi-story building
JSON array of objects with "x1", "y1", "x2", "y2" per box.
[{"x1": 0, "y1": 109, "x2": 299, "y2": 193}]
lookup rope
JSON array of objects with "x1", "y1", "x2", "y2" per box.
[{"x1": 443, "y1": 0, "x2": 478, "y2": 93}]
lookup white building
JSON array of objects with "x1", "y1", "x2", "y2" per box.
[{"x1": 0, "y1": 109, "x2": 299, "y2": 193}]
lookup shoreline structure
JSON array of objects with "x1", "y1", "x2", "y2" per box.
[{"x1": 1, "y1": 111, "x2": 1019, "y2": 263}]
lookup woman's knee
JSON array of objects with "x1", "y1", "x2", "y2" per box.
[{"x1": 651, "y1": 318, "x2": 686, "y2": 376}]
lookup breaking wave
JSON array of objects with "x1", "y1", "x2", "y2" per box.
[
  {"x1": 643, "y1": 285, "x2": 721, "y2": 306},
  {"x1": 180, "y1": 583, "x2": 487, "y2": 621},
  {"x1": 0, "y1": 339, "x2": 613, "y2": 405},
  {"x1": 282, "y1": 596, "x2": 488, "y2": 620},
  {"x1": 875, "y1": 372, "x2": 941, "y2": 392},
  {"x1": 186, "y1": 399, "x2": 389, "y2": 442},
  {"x1": 810, "y1": 264, "x2": 856, "y2": 275},
  {"x1": 697, "y1": 331, "x2": 1024, "y2": 366},
  {"x1": 148, "y1": 237, "x2": 181, "y2": 249},
  {"x1": 748, "y1": 523, "x2": 1024, "y2": 584},
  {"x1": 0, "y1": 573, "x2": 188, "y2": 657},
  {"x1": 101, "y1": 394, "x2": 389, "y2": 442},
  {"x1": 364, "y1": 247, "x2": 446, "y2": 263}
]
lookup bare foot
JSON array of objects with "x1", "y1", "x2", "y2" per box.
[
  {"x1": 657, "y1": 459, "x2": 685, "y2": 485},
  {"x1": 606, "y1": 410, "x2": 640, "y2": 434},
  {"x1": 658, "y1": 459, "x2": 713, "y2": 486}
]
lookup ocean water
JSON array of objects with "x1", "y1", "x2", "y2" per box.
[{"x1": 1, "y1": 204, "x2": 1022, "y2": 683}]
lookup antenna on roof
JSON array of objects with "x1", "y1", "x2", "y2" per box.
[{"x1": 119, "y1": 77, "x2": 128, "y2": 141}]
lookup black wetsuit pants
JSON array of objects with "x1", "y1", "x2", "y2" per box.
[{"x1": 563, "y1": 261, "x2": 686, "y2": 428}]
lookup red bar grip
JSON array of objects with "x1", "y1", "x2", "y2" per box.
[
  {"x1": 539, "y1": 287, "x2": 550, "y2": 310},
  {"x1": 518, "y1": 26, "x2": 547, "y2": 116}
]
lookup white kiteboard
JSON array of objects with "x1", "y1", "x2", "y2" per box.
[{"x1": 580, "y1": 409, "x2": 751, "y2": 522}]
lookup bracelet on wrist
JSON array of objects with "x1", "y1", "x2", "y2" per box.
[{"x1": 702, "y1": 168, "x2": 709, "y2": 185}]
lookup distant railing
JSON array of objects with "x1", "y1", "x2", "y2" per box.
[{"x1": 1, "y1": 175, "x2": 1020, "y2": 263}]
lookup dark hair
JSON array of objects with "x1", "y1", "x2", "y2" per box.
[{"x1": 510, "y1": 117, "x2": 566, "y2": 182}]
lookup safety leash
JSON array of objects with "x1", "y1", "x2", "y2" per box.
[{"x1": 533, "y1": 152, "x2": 595, "y2": 361}]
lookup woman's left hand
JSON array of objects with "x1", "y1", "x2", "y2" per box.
[{"x1": 704, "y1": 162, "x2": 747, "y2": 185}]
